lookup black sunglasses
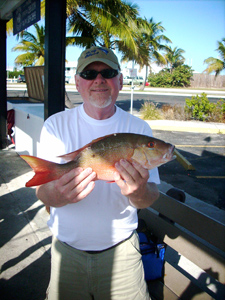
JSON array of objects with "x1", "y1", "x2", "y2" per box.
[{"x1": 78, "y1": 69, "x2": 119, "y2": 80}]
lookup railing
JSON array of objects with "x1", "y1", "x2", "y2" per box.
[{"x1": 7, "y1": 78, "x2": 18, "y2": 83}]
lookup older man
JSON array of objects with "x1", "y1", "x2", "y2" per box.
[{"x1": 37, "y1": 46, "x2": 160, "y2": 300}]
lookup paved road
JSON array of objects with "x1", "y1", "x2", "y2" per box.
[
  {"x1": 7, "y1": 88, "x2": 224, "y2": 114},
  {"x1": 66, "y1": 91, "x2": 223, "y2": 112},
  {"x1": 153, "y1": 130, "x2": 225, "y2": 211}
]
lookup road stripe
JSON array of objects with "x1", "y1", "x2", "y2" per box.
[
  {"x1": 175, "y1": 145, "x2": 225, "y2": 148},
  {"x1": 196, "y1": 176, "x2": 225, "y2": 179}
]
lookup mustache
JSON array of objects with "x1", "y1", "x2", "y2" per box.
[{"x1": 91, "y1": 84, "x2": 109, "y2": 88}]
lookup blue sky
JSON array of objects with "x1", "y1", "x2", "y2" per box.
[{"x1": 6, "y1": 0, "x2": 225, "y2": 74}]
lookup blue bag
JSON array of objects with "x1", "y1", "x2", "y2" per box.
[{"x1": 138, "y1": 232, "x2": 166, "y2": 281}]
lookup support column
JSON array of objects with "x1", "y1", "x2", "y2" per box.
[
  {"x1": 0, "y1": 20, "x2": 7, "y2": 149},
  {"x1": 44, "y1": 0, "x2": 66, "y2": 120}
]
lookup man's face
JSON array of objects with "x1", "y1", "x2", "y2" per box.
[{"x1": 75, "y1": 62, "x2": 123, "y2": 112}]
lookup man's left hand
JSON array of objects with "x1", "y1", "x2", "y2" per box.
[{"x1": 114, "y1": 159, "x2": 159, "y2": 208}]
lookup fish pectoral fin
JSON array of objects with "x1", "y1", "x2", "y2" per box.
[{"x1": 58, "y1": 150, "x2": 80, "y2": 162}]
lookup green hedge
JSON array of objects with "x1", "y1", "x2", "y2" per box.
[
  {"x1": 185, "y1": 93, "x2": 225, "y2": 122},
  {"x1": 148, "y1": 65, "x2": 193, "y2": 87}
]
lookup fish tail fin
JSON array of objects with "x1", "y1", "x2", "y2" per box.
[{"x1": 21, "y1": 155, "x2": 59, "y2": 187}]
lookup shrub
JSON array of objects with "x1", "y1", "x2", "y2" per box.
[
  {"x1": 8, "y1": 70, "x2": 24, "y2": 78},
  {"x1": 171, "y1": 65, "x2": 193, "y2": 87},
  {"x1": 148, "y1": 65, "x2": 193, "y2": 87},
  {"x1": 140, "y1": 102, "x2": 162, "y2": 120},
  {"x1": 161, "y1": 104, "x2": 186, "y2": 120},
  {"x1": 148, "y1": 70, "x2": 172, "y2": 87},
  {"x1": 140, "y1": 96, "x2": 224, "y2": 122},
  {"x1": 208, "y1": 99, "x2": 225, "y2": 123},
  {"x1": 185, "y1": 93, "x2": 217, "y2": 121}
]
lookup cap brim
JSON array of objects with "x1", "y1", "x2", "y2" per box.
[{"x1": 77, "y1": 58, "x2": 119, "y2": 73}]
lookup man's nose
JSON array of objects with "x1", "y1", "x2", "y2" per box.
[{"x1": 94, "y1": 73, "x2": 106, "y2": 82}]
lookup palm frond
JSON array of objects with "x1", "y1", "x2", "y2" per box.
[{"x1": 203, "y1": 38, "x2": 225, "y2": 76}]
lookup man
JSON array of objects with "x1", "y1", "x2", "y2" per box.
[{"x1": 36, "y1": 46, "x2": 160, "y2": 300}]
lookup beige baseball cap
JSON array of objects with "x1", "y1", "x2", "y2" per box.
[{"x1": 76, "y1": 46, "x2": 120, "y2": 73}]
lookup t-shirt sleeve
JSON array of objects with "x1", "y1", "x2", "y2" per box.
[{"x1": 37, "y1": 119, "x2": 66, "y2": 163}]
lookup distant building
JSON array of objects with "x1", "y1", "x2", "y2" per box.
[
  {"x1": 65, "y1": 61, "x2": 77, "y2": 84},
  {"x1": 6, "y1": 66, "x2": 14, "y2": 72},
  {"x1": 121, "y1": 61, "x2": 164, "y2": 80}
]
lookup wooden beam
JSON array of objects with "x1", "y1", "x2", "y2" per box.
[
  {"x1": 44, "y1": 0, "x2": 66, "y2": 120},
  {"x1": 174, "y1": 149, "x2": 195, "y2": 171},
  {"x1": 152, "y1": 192, "x2": 225, "y2": 252},
  {"x1": 0, "y1": 19, "x2": 7, "y2": 149}
]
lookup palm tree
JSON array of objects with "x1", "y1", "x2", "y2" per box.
[
  {"x1": 66, "y1": 0, "x2": 141, "y2": 56},
  {"x1": 164, "y1": 46, "x2": 185, "y2": 73},
  {"x1": 12, "y1": 23, "x2": 45, "y2": 66},
  {"x1": 9, "y1": 0, "x2": 141, "y2": 58},
  {"x1": 139, "y1": 18, "x2": 171, "y2": 87},
  {"x1": 11, "y1": 1, "x2": 143, "y2": 67},
  {"x1": 120, "y1": 17, "x2": 171, "y2": 88},
  {"x1": 203, "y1": 38, "x2": 225, "y2": 77}
]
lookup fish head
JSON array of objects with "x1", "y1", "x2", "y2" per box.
[{"x1": 131, "y1": 136, "x2": 175, "y2": 170}]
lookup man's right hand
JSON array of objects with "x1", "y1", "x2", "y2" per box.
[{"x1": 36, "y1": 167, "x2": 96, "y2": 207}]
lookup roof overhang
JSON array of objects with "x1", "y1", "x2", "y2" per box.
[{"x1": 0, "y1": 0, "x2": 27, "y2": 20}]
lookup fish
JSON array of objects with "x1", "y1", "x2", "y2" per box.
[{"x1": 21, "y1": 133, "x2": 175, "y2": 187}]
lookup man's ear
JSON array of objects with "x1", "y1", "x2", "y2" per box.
[
  {"x1": 119, "y1": 73, "x2": 123, "y2": 90},
  {"x1": 75, "y1": 74, "x2": 79, "y2": 91}
]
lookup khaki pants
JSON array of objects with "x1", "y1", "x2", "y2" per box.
[{"x1": 46, "y1": 232, "x2": 150, "y2": 300}]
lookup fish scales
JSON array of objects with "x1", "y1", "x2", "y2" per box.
[{"x1": 21, "y1": 133, "x2": 175, "y2": 187}]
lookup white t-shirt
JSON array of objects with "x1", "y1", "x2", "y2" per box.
[{"x1": 38, "y1": 105, "x2": 160, "y2": 250}]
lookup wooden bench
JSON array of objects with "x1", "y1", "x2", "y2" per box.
[
  {"x1": 24, "y1": 66, "x2": 74, "y2": 108},
  {"x1": 138, "y1": 191, "x2": 225, "y2": 300}
]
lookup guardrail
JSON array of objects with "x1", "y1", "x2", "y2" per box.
[{"x1": 7, "y1": 78, "x2": 18, "y2": 83}]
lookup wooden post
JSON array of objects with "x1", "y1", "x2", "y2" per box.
[
  {"x1": 0, "y1": 19, "x2": 7, "y2": 149},
  {"x1": 44, "y1": 0, "x2": 66, "y2": 120}
]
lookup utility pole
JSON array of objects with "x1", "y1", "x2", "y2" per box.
[
  {"x1": 130, "y1": 60, "x2": 135, "y2": 115},
  {"x1": 0, "y1": 19, "x2": 7, "y2": 149}
]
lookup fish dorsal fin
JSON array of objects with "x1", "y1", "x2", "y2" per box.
[
  {"x1": 58, "y1": 134, "x2": 116, "y2": 162},
  {"x1": 90, "y1": 133, "x2": 118, "y2": 143},
  {"x1": 58, "y1": 150, "x2": 81, "y2": 162}
]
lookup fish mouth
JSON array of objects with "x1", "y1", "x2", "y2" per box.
[{"x1": 162, "y1": 145, "x2": 175, "y2": 162}]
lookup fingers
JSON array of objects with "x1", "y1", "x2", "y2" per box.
[
  {"x1": 69, "y1": 168, "x2": 96, "y2": 202},
  {"x1": 73, "y1": 180, "x2": 95, "y2": 202},
  {"x1": 114, "y1": 159, "x2": 149, "y2": 183},
  {"x1": 114, "y1": 159, "x2": 149, "y2": 198},
  {"x1": 57, "y1": 167, "x2": 83, "y2": 186},
  {"x1": 131, "y1": 160, "x2": 149, "y2": 178},
  {"x1": 55, "y1": 167, "x2": 96, "y2": 204}
]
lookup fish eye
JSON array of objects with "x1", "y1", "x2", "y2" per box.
[{"x1": 148, "y1": 142, "x2": 155, "y2": 148}]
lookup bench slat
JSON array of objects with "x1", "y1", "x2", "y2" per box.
[
  {"x1": 151, "y1": 192, "x2": 225, "y2": 252},
  {"x1": 165, "y1": 247, "x2": 225, "y2": 299},
  {"x1": 139, "y1": 208, "x2": 225, "y2": 282},
  {"x1": 163, "y1": 262, "x2": 214, "y2": 300}
]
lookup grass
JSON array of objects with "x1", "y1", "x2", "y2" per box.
[{"x1": 140, "y1": 102, "x2": 163, "y2": 120}]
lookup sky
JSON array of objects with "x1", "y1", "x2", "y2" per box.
[{"x1": 6, "y1": 0, "x2": 225, "y2": 74}]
